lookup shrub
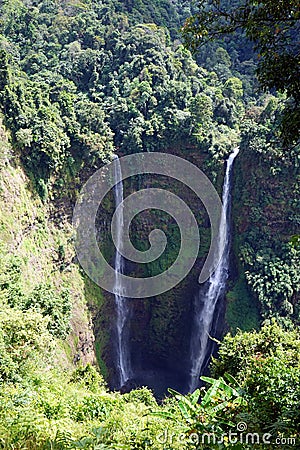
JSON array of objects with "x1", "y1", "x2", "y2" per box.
[{"x1": 0, "y1": 306, "x2": 52, "y2": 381}]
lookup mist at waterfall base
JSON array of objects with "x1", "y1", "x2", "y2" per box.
[{"x1": 111, "y1": 150, "x2": 239, "y2": 397}]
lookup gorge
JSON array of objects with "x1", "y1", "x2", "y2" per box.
[{"x1": 111, "y1": 148, "x2": 240, "y2": 395}]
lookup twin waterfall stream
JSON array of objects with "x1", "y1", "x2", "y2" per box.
[
  {"x1": 113, "y1": 157, "x2": 131, "y2": 388},
  {"x1": 189, "y1": 147, "x2": 240, "y2": 391},
  {"x1": 113, "y1": 148, "x2": 239, "y2": 392}
]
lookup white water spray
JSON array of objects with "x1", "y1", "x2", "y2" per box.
[
  {"x1": 189, "y1": 147, "x2": 239, "y2": 392},
  {"x1": 113, "y1": 156, "x2": 132, "y2": 388}
]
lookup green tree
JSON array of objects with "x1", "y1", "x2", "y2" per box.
[
  {"x1": 0, "y1": 306, "x2": 52, "y2": 381},
  {"x1": 212, "y1": 321, "x2": 300, "y2": 437},
  {"x1": 182, "y1": 0, "x2": 300, "y2": 144}
]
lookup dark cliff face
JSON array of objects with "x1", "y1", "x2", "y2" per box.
[
  {"x1": 91, "y1": 134, "x2": 300, "y2": 393},
  {"x1": 91, "y1": 145, "x2": 227, "y2": 393}
]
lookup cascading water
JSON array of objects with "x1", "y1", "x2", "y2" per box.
[
  {"x1": 113, "y1": 156, "x2": 132, "y2": 388},
  {"x1": 189, "y1": 147, "x2": 240, "y2": 392}
]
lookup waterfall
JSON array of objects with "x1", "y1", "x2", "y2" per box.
[
  {"x1": 113, "y1": 156, "x2": 132, "y2": 388},
  {"x1": 189, "y1": 147, "x2": 239, "y2": 392}
]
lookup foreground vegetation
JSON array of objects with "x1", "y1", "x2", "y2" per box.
[{"x1": 0, "y1": 317, "x2": 299, "y2": 449}]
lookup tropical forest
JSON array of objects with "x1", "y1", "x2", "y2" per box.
[{"x1": 0, "y1": 0, "x2": 299, "y2": 448}]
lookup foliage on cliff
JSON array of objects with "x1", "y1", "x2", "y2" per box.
[
  {"x1": 232, "y1": 99, "x2": 300, "y2": 329},
  {"x1": 182, "y1": 0, "x2": 300, "y2": 144}
]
